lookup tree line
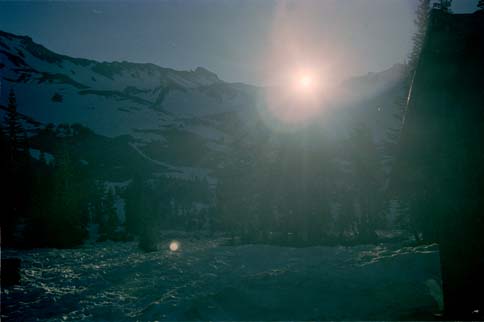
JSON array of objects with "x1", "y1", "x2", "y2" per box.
[
  {"x1": 1, "y1": 90, "x2": 213, "y2": 249},
  {"x1": 0, "y1": 89, "x2": 125, "y2": 247},
  {"x1": 0, "y1": 84, "x2": 432, "y2": 250},
  {"x1": 212, "y1": 121, "x2": 388, "y2": 245}
]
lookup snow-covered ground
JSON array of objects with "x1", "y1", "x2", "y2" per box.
[{"x1": 1, "y1": 237, "x2": 442, "y2": 321}]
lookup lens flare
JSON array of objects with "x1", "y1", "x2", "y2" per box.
[
  {"x1": 298, "y1": 74, "x2": 314, "y2": 90},
  {"x1": 260, "y1": 69, "x2": 326, "y2": 128},
  {"x1": 258, "y1": 1, "x2": 338, "y2": 129},
  {"x1": 169, "y1": 241, "x2": 180, "y2": 252}
]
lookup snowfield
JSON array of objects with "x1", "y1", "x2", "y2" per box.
[{"x1": 2, "y1": 237, "x2": 442, "y2": 321}]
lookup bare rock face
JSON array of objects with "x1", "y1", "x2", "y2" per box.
[{"x1": 1, "y1": 258, "x2": 21, "y2": 287}]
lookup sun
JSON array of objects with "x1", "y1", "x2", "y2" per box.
[
  {"x1": 299, "y1": 74, "x2": 314, "y2": 89},
  {"x1": 295, "y1": 71, "x2": 320, "y2": 93},
  {"x1": 262, "y1": 67, "x2": 329, "y2": 127}
]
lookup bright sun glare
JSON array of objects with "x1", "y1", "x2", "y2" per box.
[
  {"x1": 299, "y1": 74, "x2": 314, "y2": 90},
  {"x1": 263, "y1": 68, "x2": 327, "y2": 127},
  {"x1": 294, "y1": 70, "x2": 322, "y2": 94}
]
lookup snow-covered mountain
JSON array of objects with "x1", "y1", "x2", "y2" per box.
[
  {"x1": 0, "y1": 30, "x2": 407, "y2": 184},
  {"x1": 0, "y1": 31, "x2": 267, "y2": 185},
  {"x1": 336, "y1": 63, "x2": 408, "y2": 142},
  {"x1": 0, "y1": 31, "x2": 257, "y2": 138}
]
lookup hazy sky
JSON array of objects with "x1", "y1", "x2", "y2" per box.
[{"x1": 0, "y1": 0, "x2": 479, "y2": 85}]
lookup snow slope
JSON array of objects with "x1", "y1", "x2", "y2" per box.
[
  {"x1": 2, "y1": 239, "x2": 441, "y2": 321},
  {"x1": 1, "y1": 30, "x2": 406, "y2": 143},
  {"x1": 1, "y1": 29, "x2": 409, "y2": 208},
  {"x1": 1, "y1": 30, "x2": 408, "y2": 179},
  {"x1": 0, "y1": 31, "x2": 256, "y2": 138},
  {"x1": 0, "y1": 31, "x2": 260, "y2": 187}
]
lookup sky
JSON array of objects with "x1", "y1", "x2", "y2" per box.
[{"x1": 0, "y1": 0, "x2": 480, "y2": 85}]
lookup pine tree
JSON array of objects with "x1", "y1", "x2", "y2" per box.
[
  {"x1": 408, "y1": 0, "x2": 430, "y2": 80},
  {"x1": 25, "y1": 161, "x2": 54, "y2": 247},
  {"x1": 1, "y1": 89, "x2": 32, "y2": 246},
  {"x1": 124, "y1": 174, "x2": 144, "y2": 236},
  {"x1": 4, "y1": 89, "x2": 28, "y2": 166},
  {"x1": 137, "y1": 187, "x2": 162, "y2": 252},
  {"x1": 438, "y1": 0, "x2": 453, "y2": 13},
  {"x1": 45, "y1": 146, "x2": 87, "y2": 247},
  {"x1": 381, "y1": 76, "x2": 410, "y2": 166},
  {"x1": 347, "y1": 124, "x2": 384, "y2": 242},
  {"x1": 3, "y1": 89, "x2": 26, "y2": 161},
  {"x1": 387, "y1": 1, "x2": 431, "y2": 243},
  {"x1": 99, "y1": 188, "x2": 119, "y2": 240},
  {"x1": 335, "y1": 188, "x2": 357, "y2": 240},
  {"x1": 91, "y1": 180, "x2": 105, "y2": 226},
  {"x1": 214, "y1": 132, "x2": 260, "y2": 240}
]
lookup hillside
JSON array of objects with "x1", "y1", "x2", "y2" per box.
[{"x1": 0, "y1": 29, "x2": 407, "y2": 195}]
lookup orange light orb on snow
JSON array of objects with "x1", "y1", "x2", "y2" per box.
[{"x1": 169, "y1": 240, "x2": 180, "y2": 252}]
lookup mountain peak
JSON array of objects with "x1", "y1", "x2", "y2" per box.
[
  {"x1": 0, "y1": 30, "x2": 224, "y2": 89},
  {"x1": 341, "y1": 63, "x2": 407, "y2": 90},
  {"x1": 0, "y1": 30, "x2": 31, "y2": 42},
  {"x1": 193, "y1": 66, "x2": 220, "y2": 83}
]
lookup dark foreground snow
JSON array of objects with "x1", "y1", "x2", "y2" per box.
[{"x1": 2, "y1": 236, "x2": 442, "y2": 321}]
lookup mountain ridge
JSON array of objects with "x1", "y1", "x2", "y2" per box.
[
  {"x1": 0, "y1": 30, "x2": 407, "y2": 185},
  {"x1": 0, "y1": 30, "x2": 222, "y2": 87}
]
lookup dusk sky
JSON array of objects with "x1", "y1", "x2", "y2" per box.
[{"x1": 0, "y1": 0, "x2": 479, "y2": 85}]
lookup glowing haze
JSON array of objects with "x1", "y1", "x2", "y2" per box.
[
  {"x1": 262, "y1": 2, "x2": 336, "y2": 125},
  {"x1": 0, "y1": 1, "x2": 478, "y2": 86}
]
